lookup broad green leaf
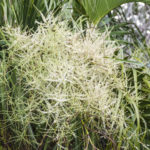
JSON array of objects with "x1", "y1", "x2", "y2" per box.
[{"x1": 77, "y1": 0, "x2": 150, "y2": 24}]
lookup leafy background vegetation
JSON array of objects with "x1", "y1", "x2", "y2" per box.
[{"x1": 0, "y1": 0, "x2": 150, "y2": 150}]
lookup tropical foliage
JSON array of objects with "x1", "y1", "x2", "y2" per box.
[
  {"x1": 0, "y1": 0, "x2": 150, "y2": 150},
  {"x1": 73, "y1": 0, "x2": 150, "y2": 24}
]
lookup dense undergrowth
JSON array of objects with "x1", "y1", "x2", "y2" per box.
[
  {"x1": 0, "y1": 0, "x2": 150, "y2": 150},
  {"x1": 0, "y1": 17, "x2": 149, "y2": 150}
]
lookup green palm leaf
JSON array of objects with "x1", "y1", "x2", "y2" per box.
[{"x1": 77, "y1": 0, "x2": 150, "y2": 24}]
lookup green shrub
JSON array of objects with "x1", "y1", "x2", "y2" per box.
[{"x1": 0, "y1": 18, "x2": 148, "y2": 150}]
